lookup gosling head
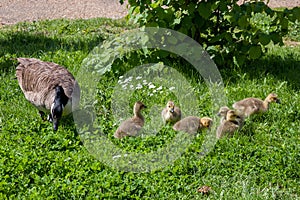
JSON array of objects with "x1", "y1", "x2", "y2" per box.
[
  {"x1": 50, "y1": 85, "x2": 69, "y2": 131},
  {"x1": 134, "y1": 101, "x2": 147, "y2": 112},
  {"x1": 166, "y1": 101, "x2": 175, "y2": 113},
  {"x1": 200, "y1": 117, "x2": 213, "y2": 129},
  {"x1": 266, "y1": 93, "x2": 281, "y2": 104},
  {"x1": 226, "y1": 110, "x2": 238, "y2": 122},
  {"x1": 217, "y1": 106, "x2": 230, "y2": 117}
]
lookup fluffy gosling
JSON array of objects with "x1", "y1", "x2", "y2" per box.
[
  {"x1": 217, "y1": 106, "x2": 245, "y2": 126},
  {"x1": 216, "y1": 110, "x2": 241, "y2": 139},
  {"x1": 232, "y1": 93, "x2": 280, "y2": 117},
  {"x1": 161, "y1": 101, "x2": 181, "y2": 124},
  {"x1": 114, "y1": 101, "x2": 147, "y2": 139},
  {"x1": 173, "y1": 116, "x2": 213, "y2": 134}
]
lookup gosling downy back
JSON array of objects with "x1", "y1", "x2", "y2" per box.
[
  {"x1": 173, "y1": 116, "x2": 213, "y2": 134},
  {"x1": 161, "y1": 101, "x2": 181, "y2": 124},
  {"x1": 232, "y1": 93, "x2": 280, "y2": 117},
  {"x1": 15, "y1": 57, "x2": 80, "y2": 131},
  {"x1": 216, "y1": 110, "x2": 240, "y2": 139},
  {"x1": 114, "y1": 101, "x2": 147, "y2": 139}
]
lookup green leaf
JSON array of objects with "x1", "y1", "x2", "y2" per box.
[
  {"x1": 238, "y1": 16, "x2": 248, "y2": 28},
  {"x1": 198, "y1": 3, "x2": 211, "y2": 20},
  {"x1": 258, "y1": 34, "x2": 271, "y2": 45},
  {"x1": 248, "y1": 45, "x2": 262, "y2": 59}
]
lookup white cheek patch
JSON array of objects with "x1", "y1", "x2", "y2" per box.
[{"x1": 50, "y1": 103, "x2": 55, "y2": 116}]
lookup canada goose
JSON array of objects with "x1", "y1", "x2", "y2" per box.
[
  {"x1": 15, "y1": 58, "x2": 80, "y2": 131},
  {"x1": 173, "y1": 116, "x2": 213, "y2": 134},
  {"x1": 217, "y1": 106, "x2": 245, "y2": 126},
  {"x1": 161, "y1": 101, "x2": 181, "y2": 124},
  {"x1": 232, "y1": 93, "x2": 280, "y2": 117},
  {"x1": 114, "y1": 101, "x2": 147, "y2": 139},
  {"x1": 216, "y1": 110, "x2": 241, "y2": 139}
]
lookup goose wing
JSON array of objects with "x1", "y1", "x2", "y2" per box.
[{"x1": 16, "y1": 58, "x2": 79, "y2": 109}]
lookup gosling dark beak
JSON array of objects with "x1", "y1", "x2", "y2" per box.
[
  {"x1": 170, "y1": 108, "x2": 174, "y2": 113},
  {"x1": 217, "y1": 112, "x2": 221, "y2": 117},
  {"x1": 276, "y1": 99, "x2": 281, "y2": 104}
]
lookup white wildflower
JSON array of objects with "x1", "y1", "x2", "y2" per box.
[
  {"x1": 119, "y1": 76, "x2": 124, "y2": 79},
  {"x1": 123, "y1": 76, "x2": 133, "y2": 84},
  {"x1": 143, "y1": 80, "x2": 148, "y2": 85},
  {"x1": 136, "y1": 83, "x2": 143, "y2": 89},
  {"x1": 148, "y1": 83, "x2": 155, "y2": 89},
  {"x1": 157, "y1": 86, "x2": 163, "y2": 90},
  {"x1": 169, "y1": 86, "x2": 175, "y2": 91},
  {"x1": 136, "y1": 76, "x2": 142, "y2": 80},
  {"x1": 130, "y1": 84, "x2": 134, "y2": 89},
  {"x1": 122, "y1": 84, "x2": 127, "y2": 89}
]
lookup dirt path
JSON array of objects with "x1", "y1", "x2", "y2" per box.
[{"x1": 0, "y1": 0, "x2": 299, "y2": 25}]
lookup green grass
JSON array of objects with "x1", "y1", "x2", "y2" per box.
[{"x1": 0, "y1": 17, "x2": 300, "y2": 199}]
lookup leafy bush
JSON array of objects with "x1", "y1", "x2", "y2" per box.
[{"x1": 121, "y1": 0, "x2": 300, "y2": 67}]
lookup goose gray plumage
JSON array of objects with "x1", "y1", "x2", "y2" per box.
[
  {"x1": 114, "y1": 101, "x2": 147, "y2": 139},
  {"x1": 173, "y1": 116, "x2": 213, "y2": 134},
  {"x1": 15, "y1": 57, "x2": 80, "y2": 131},
  {"x1": 232, "y1": 93, "x2": 280, "y2": 117},
  {"x1": 161, "y1": 100, "x2": 181, "y2": 124}
]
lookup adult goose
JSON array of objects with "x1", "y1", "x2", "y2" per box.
[{"x1": 15, "y1": 58, "x2": 80, "y2": 131}]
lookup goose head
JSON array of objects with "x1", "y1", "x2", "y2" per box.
[
  {"x1": 266, "y1": 93, "x2": 280, "y2": 104},
  {"x1": 166, "y1": 101, "x2": 175, "y2": 113},
  {"x1": 200, "y1": 117, "x2": 213, "y2": 129},
  {"x1": 50, "y1": 85, "x2": 69, "y2": 131}
]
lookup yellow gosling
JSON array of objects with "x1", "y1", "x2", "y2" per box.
[
  {"x1": 232, "y1": 93, "x2": 280, "y2": 117},
  {"x1": 114, "y1": 101, "x2": 147, "y2": 139},
  {"x1": 161, "y1": 101, "x2": 181, "y2": 124},
  {"x1": 173, "y1": 116, "x2": 213, "y2": 134},
  {"x1": 216, "y1": 110, "x2": 241, "y2": 139}
]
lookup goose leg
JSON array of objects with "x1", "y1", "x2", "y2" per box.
[{"x1": 39, "y1": 111, "x2": 45, "y2": 119}]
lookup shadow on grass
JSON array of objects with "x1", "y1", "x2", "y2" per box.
[
  {"x1": 0, "y1": 27, "x2": 104, "y2": 72},
  {"x1": 221, "y1": 46, "x2": 300, "y2": 90}
]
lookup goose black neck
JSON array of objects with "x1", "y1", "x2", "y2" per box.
[{"x1": 54, "y1": 85, "x2": 68, "y2": 106}]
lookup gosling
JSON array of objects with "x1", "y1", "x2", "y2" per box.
[
  {"x1": 217, "y1": 106, "x2": 245, "y2": 126},
  {"x1": 114, "y1": 101, "x2": 147, "y2": 139},
  {"x1": 216, "y1": 110, "x2": 241, "y2": 139},
  {"x1": 232, "y1": 93, "x2": 280, "y2": 117},
  {"x1": 161, "y1": 101, "x2": 181, "y2": 124},
  {"x1": 173, "y1": 116, "x2": 213, "y2": 134}
]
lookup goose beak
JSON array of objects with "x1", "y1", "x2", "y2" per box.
[
  {"x1": 53, "y1": 119, "x2": 59, "y2": 131},
  {"x1": 170, "y1": 108, "x2": 174, "y2": 113},
  {"x1": 217, "y1": 112, "x2": 221, "y2": 117}
]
